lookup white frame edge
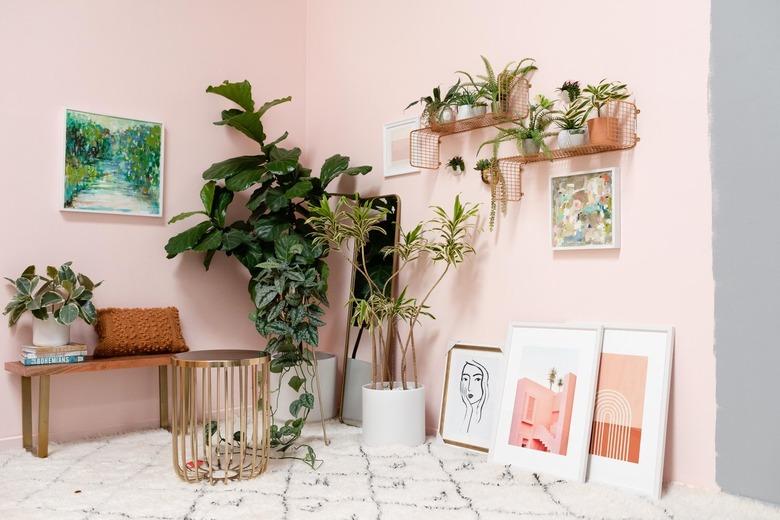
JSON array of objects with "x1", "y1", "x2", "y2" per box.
[{"x1": 383, "y1": 116, "x2": 419, "y2": 178}]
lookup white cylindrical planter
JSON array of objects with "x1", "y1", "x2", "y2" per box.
[
  {"x1": 557, "y1": 129, "x2": 587, "y2": 149},
  {"x1": 271, "y1": 351, "x2": 337, "y2": 422},
  {"x1": 456, "y1": 105, "x2": 474, "y2": 120},
  {"x1": 362, "y1": 383, "x2": 425, "y2": 447},
  {"x1": 472, "y1": 104, "x2": 487, "y2": 117},
  {"x1": 32, "y1": 318, "x2": 70, "y2": 347},
  {"x1": 520, "y1": 138, "x2": 540, "y2": 156}
]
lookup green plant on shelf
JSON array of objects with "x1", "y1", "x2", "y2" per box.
[
  {"x1": 555, "y1": 97, "x2": 590, "y2": 134},
  {"x1": 457, "y1": 56, "x2": 536, "y2": 113},
  {"x1": 556, "y1": 80, "x2": 581, "y2": 104},
  {"x1": 583, "y1": 79, "x2": 630, "y2": 116},
  {"x1": 164, "y1": 80, "x2": 372, "y2": 468},
  {"x1": 478, "y1": 94, "x2": 560, "y2": 158},
  {"x1": 405, "y1": 79, "x2": 461, "y2": 125},
  {"x1": 446, "y1": 156, "x2": 466, "y2": 173},
  {"x1": 3, "y1": 262, "x2": 101, "y2": 327}
]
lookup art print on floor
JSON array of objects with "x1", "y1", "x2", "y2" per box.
[
  {"x1": 587, "y1": 326, "x2": 674, "y2": 499},
  {"x1": 490, "y1": 323, "x2": 602, "y2": 482},
  {"x1": 551, "y1": 167, "x2": 619, "y2": 250},
  {"x1": 63, "y1": 109, "x2": 164, "y2": 217},
  {"x1": 439, "y1": 343, "x2": 504, "y2": 452}
]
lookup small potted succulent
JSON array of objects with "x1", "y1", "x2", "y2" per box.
[
  {"x1": 446, "y1": 155, "x2": 466, "y2": 173},
  {"x1": 556, "y1": 80, "x2": 581, "y2": 106},
  {"x1": 583, "y1": 79, "x2": 630, "y2": 146},
  {"x1": 555, "y1": 97, "x2": 590, "y2": 149},
  {"x1": 406, "y1": 80, "x2": 461, "y2": 128},
  {"x1": 3, "y1": 262, "x2": 101, "y2": 347},
  {"x1": 474, "y1": 158, "x2": 492, "y2": 184}
]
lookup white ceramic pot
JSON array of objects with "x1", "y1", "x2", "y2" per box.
[
  {"x1": 32, "y1": 318, "x2": 70, "y2": 347},
  {"x1": 520, "y1": 138, "x2": 540, "y2": 156},
  {"x1": 341, "y1": 358, "x2": 372, "y2": 426},
  {"x1": 472, "y1": 104, "x2": 488, "y2": 117},
  {"x1": 455, "y1": 104, "x2": 473, "y2": 120},
  {"x1": 557, "y1": 129, "x2": 587, "y2": 149},
  {"x1": 437, "y1": 106, "x2": 456, "y2": 124},
  {"x1": 271, "y1": 351, "x2": 337, "y2": 422},
  {"x1": 362, "y1": 383, "x2": 425, "y2": 447}
]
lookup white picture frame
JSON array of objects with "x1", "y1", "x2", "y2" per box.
[
  {"x1": 383, "y1": 117, "x2": 419, "y2": 177},
  {"x1": 586, "y1": 325, "x2": 674, "y2": 499},
  {"x1": 61, "y1": 108, "x2": 165, "y2": 217},
  {"x1": 550, "y1": 167, "x2": 619, "y2": 250},
  {"x1": 438, "y1": 342, "x2": 505, "y2": 452},
  {"x1": 489, "y1": 323, "x2": 603, "y2": 482}
]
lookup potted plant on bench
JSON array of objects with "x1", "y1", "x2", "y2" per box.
[
  {"x1": 308, "y1": 195, "x2": 479, "y2": 446},
  {"x1": 3, "y1": 262, "x2": 100, "y2": 347}
]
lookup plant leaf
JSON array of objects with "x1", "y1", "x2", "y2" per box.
[
  {"x1": 202, "y1": 155, "x2": 264, "y2": 181},
  {"x1": 40, "y1": 291, "x2": 64, "y2": 307},
  {"x1": 57, "y1": 302, "x2": 79, "y2": 325},
  {"x1": 206, "y1": 80, "x2": 255, "y2": 112},
  {"x1": 319, "y1": 154, "x2": 349, "y2": 188},
  {"x1": 200, "y1": 181, "x2": 216, "y2": 212},
  {"x1": 256, "y1": 96, "x2": 292, "y2": 118},
  {"x1": 285, "y1": 180, "x2": 313, "y2": 199},
  {"x1": 212, "y1": 187, "x2": 234, "y2": 227},
  {"x1": 168, "y1": 211, "x2": 207, "y2": 224},
  {"x1": 265, "y1": 189, "x2": 289, "y2": 212},
  {"x1": 224, "y1": 167, "x2": 264, "y2": 192},
  {"x1": 165, "y1": 221, "x2": 212, "y2": 258},
  {"x1": 215, "y1": 111, "x2": 265, "y2": 145},
  {"x1": 288, "y1": 375, "x2": 305, "y2": 392},
  {"x1": 193, "y1": 230, "x2": 223, "y2": 251}
]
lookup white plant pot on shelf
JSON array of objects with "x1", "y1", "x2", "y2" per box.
[
  {"x1": 557, "y1": 129, "x2": 587, "y2": 149},
  {"x1": 472, "y1": 104, "x2": 487, "y2": 117},
  {"x1": 271, "y1": 351, "x2": 337, "y2": 422},
  {"x1": 362, "y1": 383, "x2": 425, "y2": 447},
  {"x1": 32, "y1": 318, "x2": 70, "y2": 347},
  {"x1": 437, "y1": 107, "x2": 456, "y2": 124},
  {"x1": 455, "y1": 105, "x2": 473, "y2": 120}
]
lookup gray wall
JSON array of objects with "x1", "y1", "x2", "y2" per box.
[{"x1": 712, "y1": 0, "x2": 780, "y2": 505}]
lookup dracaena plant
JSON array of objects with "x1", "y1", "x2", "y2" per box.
[
  {"x1": 164, "y1": 80, "x2": 371, "y2": 467},
  {"x1": 583, "y1": 79, "x2": 630, "y2": 117},
  {"x1": 308, "y1": 195, "x2": 479, "y2": 390},
  {"x1": 555, "y1": 97, "x2": 591, "y2": 133},
  {"x1": 3, "y1": 262, "x2": 100, "y2": 326}
]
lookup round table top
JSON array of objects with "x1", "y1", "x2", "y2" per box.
[{"x1": 172, "y1": 349, "x2": 268, "y2": 368}]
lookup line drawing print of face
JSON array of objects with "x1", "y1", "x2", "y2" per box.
[{"x1": 460, "y1": 360, "x2": 489, "y2": 432}]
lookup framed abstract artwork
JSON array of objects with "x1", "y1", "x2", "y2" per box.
[
  {"x1": 490, "y1": 323, "x2": 602, "y2": 482},
  {"x1": 587, "y1": 325, "x2": 674, "y2": 499},
  {"x1": 383, "y1": 117, "x2": 419, "y2": 177},
  {"x1": 62, "y1": 109, "x2": 164, "y2": 217},
  {"x1": 550, "y1": 167, "x2": 619, "y2": 250},
  {"x1": 438, "y1": 343, "x2": 505, "y2": 452}
]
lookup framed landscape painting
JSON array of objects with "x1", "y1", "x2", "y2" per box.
[
  {"x1": 587, "y1": 325, "x2": 674, "y2": 499},
  {"x1": 490, "y1": 323, "x2": 602, "y2": 482},
  {"x1": 439, "y1": 343, "x2": 505, "y2": 452},
  {"x1": 550, "y1": 167, "x2": 619, "y2": 250},
  {"x1": 62, "y1": 109, "x2": 164, "y2": 217}
]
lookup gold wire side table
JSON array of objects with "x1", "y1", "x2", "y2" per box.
[{"x1": 171, "y1": 350, "x2": 270, "y2": 484}]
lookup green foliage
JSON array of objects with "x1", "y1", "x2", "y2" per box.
[
  {"x1": 557, "y1": 80, "x2": 581, "y2": 103},
  {"x1": 405, "y1": 80, "x2": 461, "y2": 123},
  {"x1": 3, "y1": 262, "x2": 101, "y2": 326},
  {"x1": 446, "y1": 156, "x2": 466, "y2": 172},
  {"x1": 555, "y1": 97, "x2": 590, "y2": 132},
  {"x1": 165, "y1": 80, "x2": 371, "y2": 464},
  {"x1": 478, "y1": 94, "x2": 560, "y2": 158},
  {"x1": 583, "y1": 79, "x2": 630, "y2": 117},
  {"x1": 308, "y1": 195, "x2": 479, "y2": 390},
  {"x1": 474, "y1": 159, "x2": 491, "y2": 172},
  {"x1": 457, "y1": 56, "x2": 536, "y2": 111}
]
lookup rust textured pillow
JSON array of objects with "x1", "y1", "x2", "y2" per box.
[{"x1": 94, "y1": 307, "x2": 189, "y2": 358}]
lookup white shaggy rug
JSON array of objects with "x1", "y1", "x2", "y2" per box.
[{"x1": 1, "y1": 421, "x2": 778, "y2": 520}]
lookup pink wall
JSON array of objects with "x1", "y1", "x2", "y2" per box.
[
  {"x1": 0, "y1": 0, "x2": 306, "y2": 443},
  {"x1": 304, "y1": 0, "x2": 715, "y2": 488}
]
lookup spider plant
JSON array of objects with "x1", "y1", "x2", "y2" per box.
[
  {"x1": 405, "y1": 80, "x2": 461, "y2": 125},
  {"x1": 457, "y1": 56, "x2": 536, "y2": 113},
  {"x1": 478, "y1": 94, "x2": 560, "y2": 157},
  {"x1": 583, "y1": 79, "x2": 630, "y2": 117}
]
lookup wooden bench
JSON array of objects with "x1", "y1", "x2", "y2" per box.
[{"x1": 4, "y1": 354, "x2": 172, "y2": 458}]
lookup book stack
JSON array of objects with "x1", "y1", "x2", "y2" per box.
[{"x1": 21, "y1": 343, "x2": 87, "y2": 366}]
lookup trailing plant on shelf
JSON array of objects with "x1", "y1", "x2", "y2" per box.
[
  {"x1": 164, "y1": 80, "x2": 371, "y2": 467},
  {"x1": 446, "y1": 156, "x2": 466, "y2": 173},
  {"x1": 457, "y1": 56, "x2": 536, "y2": 113},
  {"x1": 3, "y1": 262, "x2": 100, "y2": 326},
  {"x1": 556, "y1": 80, "x2": 581, "y2": 104},
  {"x1": 405, "y1": 79, "x2": 461, "y2": 126},
  {"x1": 308, "y1": 195, "x2": 479, "y2": 396}
]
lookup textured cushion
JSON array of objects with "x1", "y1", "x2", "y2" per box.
[{"x1": 94, "y1": 307, "x2": 188, "y2": 358}]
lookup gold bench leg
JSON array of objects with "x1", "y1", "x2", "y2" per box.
[
  {"x1": 159, "y1": 365, "x2": 169, "y2": 430},
  {"x1": 21, "y1": 376, "x2": 32, "y2": 451},
  {"x1": 37, "y1": 375, "x2": 50, "y2": 458}
]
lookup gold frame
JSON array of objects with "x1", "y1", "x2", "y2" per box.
[
  {"x1": 439, "y1": 343, "x2": 503, "y2": 453},
  {"x1": 171, "y1": 350, "x2": 270, "y2": 484},
  {"x1": 338, "y1": 194, "x2": 402, "y2": 425}
]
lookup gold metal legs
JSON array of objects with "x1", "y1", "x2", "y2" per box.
[
  {"x1": 159, "y1": 365, "x2": 169, "y2": 430},
  {"x1": 37, "y1": 375, "x2": 50, "y2": 458},
  {"x1": 21, "y1": 376, "x2": 32, "y2": 450}
]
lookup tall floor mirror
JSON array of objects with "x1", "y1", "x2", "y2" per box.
[{"x1": 340, "y1": 195, "x2": 401, "y2": 426}]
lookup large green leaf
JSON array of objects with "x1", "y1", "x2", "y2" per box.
[
  {"x1": 257, "y1": 96, "x2": 292, "y2": 118},
  {"x1": 165, "y1": 221, "x2": 212, "y2": 258},
  {"x1": 254, "y1": 216, "x2": 289, "y2": 241},
  {"x1": 267, "y1": 147, "x2": 301, "y2": 174},
  {"x1": 212, "y1": 187, "x2": 234, "y2": 227},
  {"x1": 40, "y1": 291, "x2": 63, "y2": 307},
  {"x1": 193, "y1": 230, "x2": 223, "y2": 251},
  {"x1": 222, "y1": 229, "x2": 251, "y2": 251},
  {"x1": 168, "y1": 210, "x2": 207, "y2": 224},
  {"x1": 224, "y1": 167, "x2": 265, "y2": 192},
  {"x1": 320, "y1": 153, "x2": 372, "y2": 188},
  {"x1": 15, "y1": 277, "x2": 31, "y2": 296},
  {"x1": 200, "y1": 181, "x2": 216, "y2": 212},
  {"x1": 57, "y1": 302, "x2": 79, "y2": 325},
  {"x1": 206, "y1": 80, "x2": 255, "y2": 112},
  {"x1": 265, "y1": 189, "x2": 288, "y2": 212},
  {"x1": 285, "y1": 180, "x2": 313, "y2": 199},
  {"x1": 215, "y1": 111, "x2": 265, "y2": 145},
  {"x1": 299, "y1": 392, "x2": 315, "y2": 409},
  {"x1": 79, "y1": 301, "x2": 97, "y2": 324},
  {"x1": 202, "y1": 155, "x2": 264, "y2": 181}
]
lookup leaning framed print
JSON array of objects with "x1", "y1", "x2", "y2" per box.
[
  {"x1": 587, "y1": 325, "x2": 674, "y2": 499},
  {"x1": 439, "y1": 343, "x2": 505, "y2": 452},
  {"x1": 383, "y1": 117, "x2": 419, "y2": 177},
  {"x1": 550, "y1": 167, "x2": 619, "y2": 250},
  {"x1": 62, "y1": 108, "x2": 164, "y2": 217},
  {"x1": 489, "y1": 323, "x2": 602, "y2": 482}
]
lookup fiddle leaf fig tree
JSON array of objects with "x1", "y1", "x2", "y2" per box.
[{"x1": 164, "y1": 80, "x2": 371, "y2": 466}]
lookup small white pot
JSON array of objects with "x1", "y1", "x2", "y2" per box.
[
  {"x1": 472, "y1": 104, "x2": 488, "y2": 117},
  {"x1": 341, "y1": 358, "x2": 372, "y2": 426},
  {"x1": 519, "y1": 138, "x2": 540, "y2": 156},
  {"x1": 437, "y1": 107, "x2": 456, "y2": 124},
  {"x1": 271, "y1": 351, "x2": 337, "y2": 422},
  {"x1": 455, "y1": 104, "x2": 473, "y2": 120},
  {"x1": 32, "y1": 318, "x2": 70, "y2": 347},
  {"x1": 362, "y1": 383, "x2": 425, "y2": 447},
  {"x1": 557, "y1": 129, "x2": 587, "y2": 149}
]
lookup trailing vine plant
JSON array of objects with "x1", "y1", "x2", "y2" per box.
[{"x1": 164, "y1": 80, "x2": 371, "y2": 467}]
